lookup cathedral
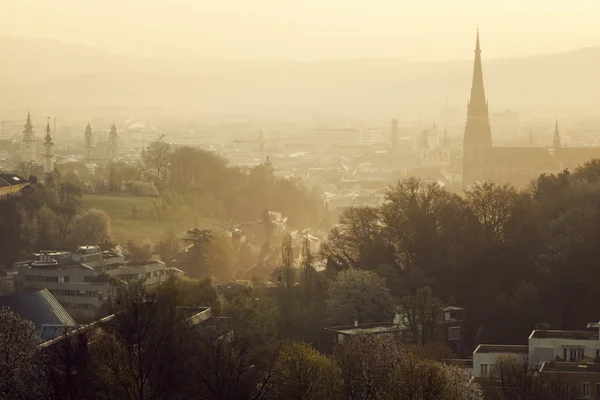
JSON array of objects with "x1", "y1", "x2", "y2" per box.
[
  {"x1": 462, "y1": 31, "x2": 600, "y2": 188},
  {"x1": 84, "y1": 122, "x2": 119, "y2": 162}
]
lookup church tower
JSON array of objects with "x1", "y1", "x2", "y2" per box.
[
  {"x1": 463, "y1": 29, "x2": 492, "y2": 187},
  {"x1": 108, "y1": 122, "x2": 119, "y2": 159},
  {"x1": 43, "y1": 117, "x2": 54, "y2": 175},
  {"x1": 21, "y1": 112, "x2": 36, "y2": 162},
  {"x1": 84, "y1": 122, "x2": 94, "y2": 161},
  {"x1": 553, "y1": 120, "x2": 561, "y2": 150}
]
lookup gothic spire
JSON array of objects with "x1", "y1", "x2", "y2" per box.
[
  {"x1": 44, "y1": 117, "x2": 53, "y2": 145},
  {"x1": 553, "y1": 120, "x2": 561, "y2": 148},
  {"x1": 468, "y1": 28, "x2": 487, "y2": 115}
]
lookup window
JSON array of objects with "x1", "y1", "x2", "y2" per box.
[
  {"x1": 582, "y1": 382, "x2": 590, "y2": 398},
  {"x1": 448, "y1": 326, "x2": 460, "y2": 341},
  {"x1": 596, "y1": 383, "x2": 600, "y2": 397},
  {"x1": 569, "y1": 347, "x2": 584, "y2": 361},
  {"x1": 480, "y1": 364, "x2": 488, "y2": 375}
]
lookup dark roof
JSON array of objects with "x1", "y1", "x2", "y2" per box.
[
  {"x1": 325, "y1": 322, "x2": 403, "y2": 336},
  {"x1": 0, "y1": 173, "x2": 26, "y2": 187},
  {"x1": 541, "y1": 361, "x2": 600, "y2": 374},
  {"x1": 530, "y1": 330, "x2": 598, "y2": 340},
  {"x1": 0, "y1": 289, "x2": 76, "y2": 334},
  {"x1": 474, "y1": 344, "x2": 529, "y2": 354}
]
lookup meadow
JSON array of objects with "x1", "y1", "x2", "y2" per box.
[{"x1": 81, "y1": 194, "x2": 212, "y2": 244}]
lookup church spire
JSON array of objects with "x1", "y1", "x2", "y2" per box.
[
  {"x1": 553, "y1": 119, "x2": 561, "y2": 148},
  {"x1": 468, "y1": 28, "x2": 487, "y2": 115},
  {"x1": 44, "y1": 117, "x2": 53, "y2": 144}
]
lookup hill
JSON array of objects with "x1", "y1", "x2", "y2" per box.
[{"x1": 2, "y1": 36, "x2": 600, "y2": 116}]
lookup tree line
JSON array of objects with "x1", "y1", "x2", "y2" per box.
[
  {"x1": 320, "y1": 160, "x2": 600, "y2": 349},
  {"x1": 0, "y1": 277, "x2": 482, "y2": 400}
]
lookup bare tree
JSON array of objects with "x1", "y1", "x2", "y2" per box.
[{"x1": 141, "y1": 140, "x2": 172, "y2": 185}]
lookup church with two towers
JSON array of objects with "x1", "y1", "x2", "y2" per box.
[
  {"x1": 462, "y1": 31, "x2": 600, "y2": 188},
  {"x1": 20, "y1": 114, "x2": 120, "y2": 175}
]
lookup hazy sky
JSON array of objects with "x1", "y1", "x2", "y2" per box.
[{"x1": 2, "y1": 0, "x2": 600, "y2": 61}]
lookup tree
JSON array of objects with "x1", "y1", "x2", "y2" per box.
[
  {"x1": 154, "y1": 231, "x2": 181, "y2": 265},
  {"x1": 397, "y1": 287, "x2": 445, "y2": 345},
  {"x1": 90, "y1": 284, "x2": 193, "y2": 400},
  {"x1": 31, "y1": 329, "x2": 95, "y2": 400},
  {"x1": 465, "y1": 181, "x2": 522, "y2": 243},
  {"x1": 484, "y1": 355, "x2": 574, "y2": 400},
  {"x1": 0, "y1": 307, "x2": 38, "y2": 399},
  {"x1": 326, "y1": 269, "x2": 395, "y2": 325},
  {"x1": 319, "y1": 206, "x2": 387, "y2": 269},
  {"x1": 124, "y1": 239, "x2": 154, "y2": 263},
  {"x1": 185, "y1": 295, "x2": 282, "y2": 400},
  {"x1": 272, "y1": 233, "x2": 295, "y2": 292},
  {"x1": 141, "y1": 139, "x2": 172, "y2": 185},
  {"x1": 334, "y1": 334, "x2": 401, "y2": 400},
  {"x1": 70, "y1": 208, "x2": 112, "y2": 245},
  {"x1": 274, "y1": 341, "x2": 342, "y2": 400}
]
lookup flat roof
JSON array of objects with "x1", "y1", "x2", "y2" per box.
[
  {"x1": 541, "y1": 361, "x2": 600, "y2": 374},
  {"x1": 530, "y1": 330, "x2": 598, "y2": 340},
  {"x1": 474, "y1": 344, "x2": 529, "y2": 354},
  {"x1": 444, "y1": 359, "x2": 473, "y2": 369},
  {"x1": 326, "y1": 322, "x2": 403, "y2": 336}
]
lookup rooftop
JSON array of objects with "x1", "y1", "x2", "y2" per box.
[
  {"x1": 529, "y1": 330, "x2": 599, "y2": 340},
  {"x1": 540, "y1": 361, "x2": 600, "y2": 374},
  {"x1": 325, "y1": 322, "x2": 403, "y2": 336},
  {"x1": 0, "y1": 289, "x2": 76, "y2": 341},
  {"x1": 0, "y1": 173, "x2": 26, "y2": 187},
  {"x1": 474, "y1": 344, "x2": 529, "y2": 354}
]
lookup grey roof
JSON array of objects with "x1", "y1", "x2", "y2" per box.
[{"x1": 0, "y1": 289, "x2": 76, "y2": 336}]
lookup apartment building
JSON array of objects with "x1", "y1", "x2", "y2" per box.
[
  {"x1": 17, "y1": 245, "x2": 182, "y2": 320},
  {"x1": 529, "y1": 330, "x2": 600, "y2": 365}
]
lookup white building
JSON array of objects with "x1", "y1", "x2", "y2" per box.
[
  {"x1": 528, "y1": 330, "x2": 600, "y2": 366},
  {"x1": 472, "y1": 344, "x2": 529, "y2": 377},
  {"x1": 17, "y1": 245, "x2": 182, "y2": 320},
  {"x1": 471, "y1": 329, "x2": 600, "y2": 378}
]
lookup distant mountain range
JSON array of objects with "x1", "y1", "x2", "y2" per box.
[{"x1": 1, "y1": 36, "x2": 600, "y2": 118}]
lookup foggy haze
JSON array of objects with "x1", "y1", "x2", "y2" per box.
[{"x1": 3, "y1": 0, "x2": 600, "y2": 61}]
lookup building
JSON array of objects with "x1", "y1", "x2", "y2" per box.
[
  {"x1": 528, "y1": 329, "x2": 600, "y2": 365},
  {"x1": 324, "y1": 321, "x2": 405, "y2": 353},
  {"x1": 42, "y1": 118, "x2": 54, "y2": 175},
  {"x1": 0, "y1": 288, "x2": 77, "y2": 342},
  {"x1": 462, "y1": 31, "x2": 600, "y2": 188},
  {"x1": 441, "y1": 306, "x2": 468, "y2": 356},
  {"x1": 472, "y1": 344, "x2": 529, "y2": 377},
  {"x1": 17, "y1": 245, "x2": 182, "y2": 319},
  {"x1": 84, "y1": 122, "x2": 120, "y2": 162},
  {"x1": 540, "y1": 361, "x2": 600, "y2": 399},
  {"x1": 418, "y1": 128, "x2": 452, "y2": 168},
  {"x1": 21, "y1": 112, "x2": 36, "y2": 162},
  {"x1": 0, "y1": 173, "x2": 29, "y2": 199}
]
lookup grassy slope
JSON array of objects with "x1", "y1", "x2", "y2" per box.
[{"x1": 81, "y1": 194, "x2": 212, "y2": 244}]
